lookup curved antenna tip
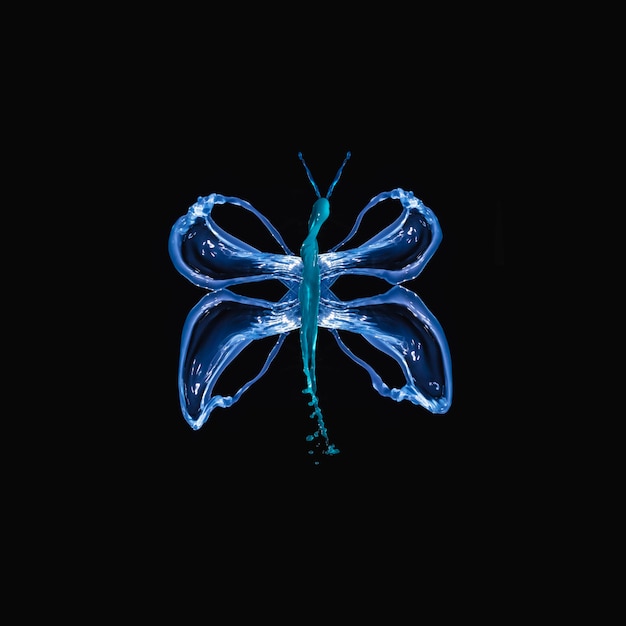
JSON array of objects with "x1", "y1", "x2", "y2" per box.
[{"x1": 326, "y1": 151, "x2": 352, "y2": 198}]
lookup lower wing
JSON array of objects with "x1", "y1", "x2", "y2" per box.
[
  {"x1": 320, "y1": 285, "x2": 452, "y2": 413},
  {"x1": 178, "y1": 290, "x2": 300, "y2": 429}
]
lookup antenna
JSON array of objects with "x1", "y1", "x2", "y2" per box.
[
  {"x1": 298, "y1": 151, "x2": 351, "y2": 199},
  {"x1": 326, "y1": 151, "x2": 351, "y2": 198},
  {"x1": 298, "y1": 152, "x2": 321, "y2": 199}
]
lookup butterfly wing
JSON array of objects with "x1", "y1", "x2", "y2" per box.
[
  {"x1": 320, "y1": 286, "x2": 452, "y2": 413},
  {"x1": 320, "y1": 188, "x2": 442, "y2": 285},
  {"x1": 169, "y1": 193, "x2": 303, "y2": 429},
  {"x1": 318, "y1": 189, "x2": 451, "y2": 413},
  {"x1": 169, "y1": 193, "x2": 301, "y2": 290},
  {"x1": 178, "y1": 290, "x2": 300, "y2": 429}
]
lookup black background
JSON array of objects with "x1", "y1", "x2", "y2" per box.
[
  {"x1": 68, "y1": 47, "x2": 524, "y2": 548},
  {"x1": 18, "y1": 9, "x2": 608, "y2": 616},
  {"x1": 71, "y1": 17, "x2": 527, "y2": 514},
  {"x1": 140, "y1": 120, "x2": 510, "y2": 498},
  {"x1": 51, "y1": 19, "x2": 528, "y2": 575},
  {"x1": 111, "y1": 111, "x2": 518, "y2": 585}
]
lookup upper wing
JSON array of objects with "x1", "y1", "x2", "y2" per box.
[
  {"x1": 319, "y1": 286, "x2": 452, "y2": 413},
  {"x1": 178, "y1": 289, "x2": 300, "y2": 430},
  {"x1": 169, "y1": 193, "x2": 302, "y2": 290},
  {"x1": 319, "y1": 188, "x2": 442, "y2": 285}
]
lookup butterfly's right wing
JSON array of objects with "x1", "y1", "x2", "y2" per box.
[{"x1": 178, "y1": 290, "x2": 300, "y2": 430}]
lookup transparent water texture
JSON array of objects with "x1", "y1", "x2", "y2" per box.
[{"x1": 169, "y1": 185, "x2": 452, "y2": 455}]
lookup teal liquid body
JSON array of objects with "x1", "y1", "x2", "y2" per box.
[{"x1": 297, "y1": 152, "x2": 351, "y2": 458}]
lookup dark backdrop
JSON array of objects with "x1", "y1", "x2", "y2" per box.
[
  {"x1": 23, "y1": 11, "x2": 584, "y2": 614},
  {"x1": 137, "y1": 120, "x2": 511, "y2": 501}
]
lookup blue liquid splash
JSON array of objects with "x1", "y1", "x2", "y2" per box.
[{"x1": 168, "y1": 153, "x2": 452, "y2": 460}]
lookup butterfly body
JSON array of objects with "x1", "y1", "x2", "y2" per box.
[{"x1": 299, "y1": 187, "x2": 338, "y2": 455}]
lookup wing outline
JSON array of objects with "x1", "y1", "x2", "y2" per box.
[
  {"x1": 169, "y1": 193, "x2": 302, "y2": 291},
  {"x1": 319, "y1": 188, "x2": 442, "y2": 285},
  {"x1": 178, "y1": 289, "x2": 301, "y2": 430},
  {"x1": 319, "y1": 285, "x2": 452, "y2": 413}
]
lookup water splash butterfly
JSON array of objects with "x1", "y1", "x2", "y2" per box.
[{"x1": 168, "y1": 152, "x2": 452, "y2": 460}]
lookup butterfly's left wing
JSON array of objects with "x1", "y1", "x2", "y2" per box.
[
  {"x1": 320, "y1": 286, "x2": 452, "y2": 413},
  {"x1": 178, "y1": 290, "x2": 300, "y2": 430}
]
